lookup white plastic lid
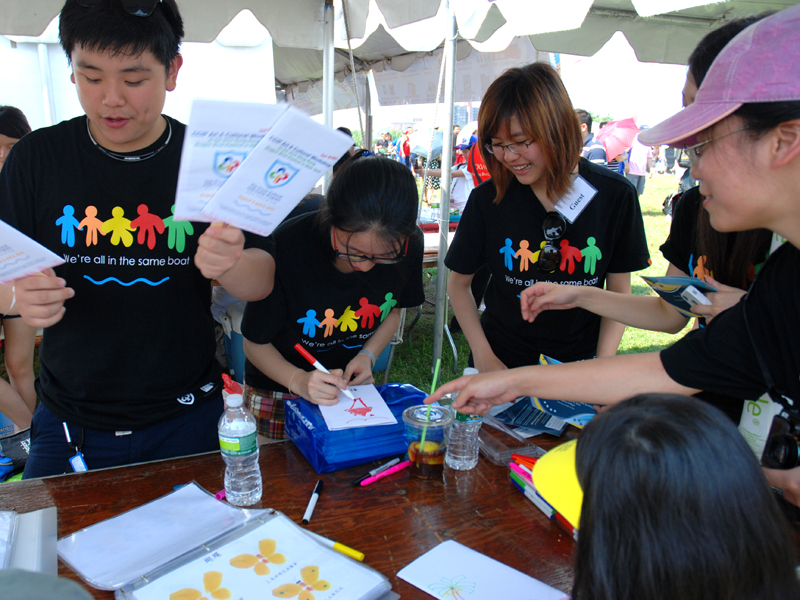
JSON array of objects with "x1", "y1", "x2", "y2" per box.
[
  {"x1": 226, "y1": 393, "x2": 243, "y2": 408},
  {"x1": 463, "y1": 367, "x2": 479, "y2": 376}
]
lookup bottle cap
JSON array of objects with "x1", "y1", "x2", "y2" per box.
[{"x1": 226, "y1": 393, "x2": 243, "y2": 408}]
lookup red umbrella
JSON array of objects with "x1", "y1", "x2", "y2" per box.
[{"x1": 596, "y1": 118, "x2": 640, "y2": 160}]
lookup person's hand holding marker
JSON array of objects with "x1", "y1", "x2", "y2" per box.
[
  {"x1": 425, "y1": 369, "x2": 521, "y2": 416},
  {"x1": 295, "y1": 368, "x2": 350, "y2": 406}
]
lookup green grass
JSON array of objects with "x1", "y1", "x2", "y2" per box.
[{"x1": 0, "y1": 174, "x2": 688, "y2": 393}]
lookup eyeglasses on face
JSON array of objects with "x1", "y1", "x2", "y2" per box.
[
  {"x1": 332, "y1": 228, "x2": 409, "y2": 265},
  {"x1": 683, "y1": 127, "x2": 748, "y2": 166},
  {"x1": 77, "y1": 0, "x2": 162, "y2": 17},
  {"x1": 538, "y1": 211, "x2": 567, "y2": 273},
  {"x1": 484, "y1": 140, "x2": 534, "y2": 155}
]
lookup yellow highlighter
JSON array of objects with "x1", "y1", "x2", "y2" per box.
[{"x1": 305, "y1": 529, "x2": 365, "y2": 562}]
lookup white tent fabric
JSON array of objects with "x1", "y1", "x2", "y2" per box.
[{"x1": 3, "y1": 0, "x2": 796, "y2": 67}]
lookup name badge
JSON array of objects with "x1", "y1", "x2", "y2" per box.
[{"x1": 553, "y1": 175, "x2": 598, "y2": 223}]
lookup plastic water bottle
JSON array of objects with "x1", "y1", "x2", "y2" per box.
[
  {"x1": 445, "y1": 368, "x2": 483, "y2": 470},
  {"x1": 218, "y1": 394, "x2": 262, "y2": 506}
]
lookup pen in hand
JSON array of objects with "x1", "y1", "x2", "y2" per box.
[{"x1": 294, "y1": 343, "x2": 355, "y2": 400}]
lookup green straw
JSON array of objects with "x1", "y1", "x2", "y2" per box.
[{"x1": 418, "y1": 358, "x2": 442, "y2": 451}]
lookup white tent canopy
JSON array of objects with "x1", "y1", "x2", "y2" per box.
[{"x1": 3, "y1": 1, "x2": 797, "y2": 72}]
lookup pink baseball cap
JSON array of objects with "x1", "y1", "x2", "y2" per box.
[{"x1": 640, "y1": 4, "x2": 800, "y2": 147}]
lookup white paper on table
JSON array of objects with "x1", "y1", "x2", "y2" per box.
[
  {"x1": 57, "y1": 484, "x2": 247, "y2": 590},
  {"x1": 174, "y1": 99, "x2": 289, "y2": 222},
  {"x1": 398, "y1": 540, "x2": 568, "y2": 600},
  {"x1": 0, "y1": 220, "x2": 65, "y2": 285},
  {"x1": 201, "y1": 105, "x2": 353, "y2": 236},
  {"x1": 319, "y1": 384, "x2": 398, "y2": 431},
  {"x1": 131, "y1": 514, "x2": 387, "y2": 600}
]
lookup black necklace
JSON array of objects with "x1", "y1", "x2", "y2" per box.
[{"x1": 86, "y1": 117, "x2": 172, "y2": 162}]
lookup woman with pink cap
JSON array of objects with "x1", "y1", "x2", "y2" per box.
[{"x1": 428, "y1": 5, "x2": 800, "y2": 505}]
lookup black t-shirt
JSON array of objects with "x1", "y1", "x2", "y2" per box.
[
  {"x1": 0, "y1": 115, "x2": 255, "y2": 430},
  {"x1": 661, "y1": 243, "x2": 800, "y2": 404},
  {"x1": 242, "y1": 213, "x2": 425, "y2": 391},
  {"x1": 659, "y1": 186, "x2": 702, "y2": 277},
  {"x1": 446, "y1": 158, "x2": 650, "y2": 367}
]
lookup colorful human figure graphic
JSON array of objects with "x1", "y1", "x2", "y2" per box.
[
  {"x1": 694, "y1": 255, "x2": 710, "y2": 280},
  {"x1": 336, "y1": 306, "x2": 358, "y2": 332},
  {"x1": 56, "y1": 205, "x2": 82, "y2": 247},
  {"x1": 319, "y1": 309, "x2": 338, "y2": 338},
  {"x1": 515, "y1": 240, "x2": 535, "y2": 272},
  {"x1": 217, "y1": 156, "x2": 241, "y2": 175},
  {"x1": 379, "y1": 292, "x2": 397, "y2": 322},
  {"x1": 270, "y1": 167, "x2": 289, "y2": 186},
  {"x1": 354, "y1": 297, "x2": 381, "y2": 329},
  {"x1": 499, "y1": 238, "x2": 517, "y2": 271},
  {"x1": 101, "y1": 207, "x2": 135, "y2": 247},
  {"x1": 297, "y1": 309, "x2": 321, "y2": 338},
  {"x1": 130, "y1": 204, "x2": 165, "y2": 250},
  {"x1": 581, "y1": 237, "x2": 603, "y2": 276},
  {"x1": 162, "y1": 205, "x2": 194, "y2": 253},
  {"x1": 78, "y1": 206, "x2": 106, "y2": 247},
  {"x1": 559, "y1": 239, "x2": 583, "y2": 274}
]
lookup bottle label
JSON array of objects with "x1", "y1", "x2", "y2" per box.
[
  {"x1": 455, "y1": 411, "x2": 483, "y2": 423},
  {"x1": 219, "y1": 432, "x2": 258, "y2": 456}
]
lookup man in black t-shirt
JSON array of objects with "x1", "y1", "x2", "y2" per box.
[{"x1": 0, "y1": 1, "x2": 273, "y2": 478}]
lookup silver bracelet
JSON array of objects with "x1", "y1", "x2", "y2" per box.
[{"x1": 358, "y1": 348, "x2": 376, "y2": 368}]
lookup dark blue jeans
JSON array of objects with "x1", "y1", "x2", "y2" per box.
[{"x1": 23, "y1": 396, "x2": 224, "y2": 479}]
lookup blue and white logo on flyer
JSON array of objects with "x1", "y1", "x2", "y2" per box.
[
  {"x1": 265, "y1": 160, "x2": 299, "y2": 189},
  {"x1": 214, "y1": 151, "x2": 247, "y2": 178}
]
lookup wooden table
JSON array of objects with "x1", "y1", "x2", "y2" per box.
[{"x1": 0, "y1": 435, "x2": 578, "y2": 599}]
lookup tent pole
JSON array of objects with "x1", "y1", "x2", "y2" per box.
[
  {"x1": 365, "y1": 71, "x2": 373, "y2": 151},
  {"x1": 432, "y1": 0, "x2": 457, "y2": 376},
  {"x1": 322, "y1": 0, "x2": 335, "y2": 193},
  {"x1": 37, "y1": 43, "x2": 57, "y2": 126}
]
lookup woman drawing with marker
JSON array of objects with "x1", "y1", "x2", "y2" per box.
[{"x1": 241, "y1": 156, "x2": 424, "y2": 440}]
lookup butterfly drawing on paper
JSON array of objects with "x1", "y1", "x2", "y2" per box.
[
  {"x1": 272, "y1": 565, "x2": 331, "y2": 600},
  {"x1": 170, "y1": 571, "x2": 231, "y2": 600},
  {"x1": 428, "y1": 575, "x2": 477, "y2": 599},
  {"x1": 230, "y1": 538, "x2": 286, "y2": 575}
]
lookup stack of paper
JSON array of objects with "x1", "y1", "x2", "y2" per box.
[{"x1": 175, "y1": 99, "x2": 353, "y2": 236}]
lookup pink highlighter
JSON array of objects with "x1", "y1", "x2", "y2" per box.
[{"x1": 360, "y1": 460, "x2": 411, "y2": 487}]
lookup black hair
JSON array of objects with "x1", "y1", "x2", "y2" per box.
[
  {"x1": 572, "y1": 394, "x2": 800, "y2": 600},
  {"x1": 316, "y1": 156, "x2": 417, "y2": 253},
  {"x1": 575, "y1": 109, "x2": 592, "y2": 131},
  {"x1": 688, "y1": 15, "x2": 778, "y2": 289},
  {"x1": 0, "y1": 106, "x2": 32, "y2": 139},
  {"x1": 688, "y1": 15, "x2": 768, "y2": 88},
  {"x1": 336, "y1": 126, "x2": 353, "y2": 138},
  {"x1": 59, "y1": 0, "x2": 184, "y2": 68}
]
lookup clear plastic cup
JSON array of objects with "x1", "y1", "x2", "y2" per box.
[{"x1": 403, "y1": 405, "x2": 454, "y2": 479}]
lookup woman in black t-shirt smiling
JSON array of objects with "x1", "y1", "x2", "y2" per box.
[
  {"x1": 446, "y1": 63, "x2": 649, "y2": 372},
  {"x1": 241, "y1": 157, "x2": 424, "y2": 439}
]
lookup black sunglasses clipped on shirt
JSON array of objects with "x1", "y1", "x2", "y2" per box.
[
  {"x1": 77, "y1": 0, "x2": 162, "y2": 17},
  {"x1": 538, "y1": 211, "x2": 567, "y2": 273}
]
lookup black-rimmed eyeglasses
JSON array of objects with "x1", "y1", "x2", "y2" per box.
[{"x1": 332, "y1": 229, "x2": 409, "y2": 265}]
